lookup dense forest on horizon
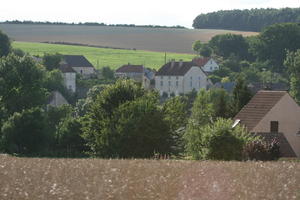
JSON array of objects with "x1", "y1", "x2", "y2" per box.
[{"x1": 193, "y1": 8, "x2": 300, "y2": 31}]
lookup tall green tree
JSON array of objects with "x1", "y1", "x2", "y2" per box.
[
  {"x1": 232, "y1": 76, "x2": 252, "y2": 115},
  {"x1": 43, "y1": 53, "x2": 62, "y2": 71},
  {"x1": 0, "y1": 55, "x2": 47, "y2": 115},
  {"x1": 0, "y1": 30, "x2": 11, "y2": 57},
  {"x1": 1, "y1": 107, "x2": 48, "y2": 155},
  {"x1": 284, "y1": 50, "x2": 300, "y2": 104},
  {"x1": 192, "y1": 40, "x2": 202, "y2": 53},
  {"x1": 253, "y1": 23, "x2": 300, "y2": 72}
]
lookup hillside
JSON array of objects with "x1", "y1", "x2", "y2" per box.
[
  {"x1": 0, "y1": 155, "x2": 299, "y2": 200},
  {"x1": 193, "y1": 8, "x2": 300, "y2": 32},
  {"x1": 1, "y1": 24, "x2": 258, "y2": 54},
  {"x1": 13, "y1": 41, "x2": 195, "y2": 69}
]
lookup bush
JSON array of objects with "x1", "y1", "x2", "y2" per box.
[
  {"x1": 185, "y1": 118, "x2": 255, "y2": 160},
  {"x1": 0, "y1": 107, "x2": 48, "y2": 155},
  {"x1": 243, "y1": 139, "x2": 280, "y2": 161}
]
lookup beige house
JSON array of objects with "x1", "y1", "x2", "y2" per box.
[
  {"x1": 61, "y1": 55, "x2": 95, "y2": 77},
  {"x1": 234, "y1": 90, "x2": 300, "y2": 157},
  {"x1": 115, "y1": 64, "x2": 155, "y2": 89},
  {"x1": 155, "y1": 61, "x2": 211, "y2": 96}
]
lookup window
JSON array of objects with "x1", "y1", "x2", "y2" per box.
[
  {"x1": 176, "y1": 81, "x2": 178, "y2": 88},
  {"x1": 190, "y1": 81, "x2": 192, "y2": 87},
  {"x1": 80, "y1": 70, "x2": 83, "y2": 74},
  {"x1": 168, "y1": 81, "x2": 171, "y2": 86},
  {"x1": 270, "y1": 121, "x2": 279, "y2": 132},
  {"x1": 161, "y1": 76, "x2": 163, "y2": 80},
  {"x1": 176, "y1": 76, "x2": 179, "y2": 80},
  {"x1": 160, "y1": 81, "x2": 163, "y2": 86},
  {"x1": 168, "y1": 76, "x2": 171, "y2": 80}
]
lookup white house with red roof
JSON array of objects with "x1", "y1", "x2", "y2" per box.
[{"x1": 192, "y1": 57, "x2": 219, "y2": 73}]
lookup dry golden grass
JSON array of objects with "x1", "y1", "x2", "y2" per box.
[{"x1": 0, "y1": 154, "x2": 299, "y2": 200}]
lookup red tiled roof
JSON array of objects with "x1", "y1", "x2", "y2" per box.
[
  {"x1": 234, "y1": 90, "x2": 287, "y2": 131},
  {"x1": 192, "y1": 57, "x2": 211, "y2": 67},
  {"x1": 116, "y1": 65, "x2": 144, "y2": 73}
]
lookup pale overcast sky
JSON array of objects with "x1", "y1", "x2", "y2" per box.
[{"x1": 1, "y1": 0, "x2": 299, "y2": 27}]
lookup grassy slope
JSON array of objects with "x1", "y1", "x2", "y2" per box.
[
  {"x1": 13, "y1": 41, "x2": 196, "y2": 70},
  {"x1": 0, "y1": 155, "x2": 299, "y2": 199}
]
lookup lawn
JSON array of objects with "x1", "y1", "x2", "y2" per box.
[
  {"x1": 13, "y1": 41, "x2": 196, "y2": 70},
  {"x1": 0, "y1": 154, "x2": 299, "y2": 199}
]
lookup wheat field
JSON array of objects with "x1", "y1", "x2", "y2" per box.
[{"x1": 0, "y1": 154, "x2": 299, "y2": 200}]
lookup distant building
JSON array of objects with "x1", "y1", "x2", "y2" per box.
[
  {"x1": 247, "y1": 82, "x2": 289, "y2": 94},
  {"x1": 192, "y1": 57, "x2": 219, "y2": 73},
  {"x1": 234, "y1": 90, "x2": 300, "y2": 157},
  {"x1": 115, "y1": 64, "x2": 155, "y2": 89},
  {"x1": 47, "y1": 91, "x2": 69, "y2": 108},
  {"x1": 61, "y1": 55, "x2": 95, "y2": 77},
  {"x1": 155, "y1": 61, "x2": 212, "y2": 96},
  {"x1": 214, "y1": 82, "x2": 236, "y2": 93},
  {"x1": 59, "y1": 65, "x2": 76, "y2": 93}
]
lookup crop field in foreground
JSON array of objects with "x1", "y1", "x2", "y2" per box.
[
  {"x1": 0, "y1": 24, "x2": 258, "y2": 54},
  {"x1": 0, "y1": 154, "x2": 299, "y2": 200},
  {"x1": 13, "y1": 41, "x2": 195, "y2": 70}
]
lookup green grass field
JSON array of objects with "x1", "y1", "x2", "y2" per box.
[{"x1": 13, "y1": 41, "x2": 196, "y2": 70}]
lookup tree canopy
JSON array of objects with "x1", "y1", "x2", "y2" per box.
[
  {"x1": 193, "y1": 8, "x2": 300, "y2": 31},
  {"x1": 0, "y1": 30, "x2": 11, "y2": 57}
]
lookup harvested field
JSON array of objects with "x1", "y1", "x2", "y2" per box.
[
  {"x1": 0, "y1": 24, "x2": 258, "y2": 54},
  {"x1": 0, "y1": 154, "x2": 299, "y2": 200}
]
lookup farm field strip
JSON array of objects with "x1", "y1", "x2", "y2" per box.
[
  {"x1": 0, "y1": 154, "x2": 299, "y2": 200},
  {"x1": 0, "y1": 24, "x2": 258, "y2": 54},
  {"x1": 13, "y1": 41, "x2": 196, "y2": 70}
]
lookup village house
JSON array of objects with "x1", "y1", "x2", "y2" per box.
[
  {"x1": 192, "y1": 57, "x2": 219, "y2": 73},
  {"x1": 234, "y1": 90, "x2": 300, "y2": 157},
  {"x1": 115, "y1": 64, "x2": 155, "y2": 89},
  {"x1": 155, "y1": 61, "x2": 212, "y2": 96},
  {"x1": 60, "y1": 55, "x2": 96, "y2": 77},
  {"x1": 59, "y1": 64, "x2": 76, "y2": 93}
]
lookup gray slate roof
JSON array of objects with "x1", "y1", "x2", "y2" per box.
[
  {"x1": 116, "y1": 65, "x2": 144, "y2": 73},
  {"x1": 63, "y1": 55, "x2": 94, "y2": 68},
  {"x1": 156, "y1": 61, "x2": 199, "y2": 76}
]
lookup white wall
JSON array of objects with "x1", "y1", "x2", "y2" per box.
[
  {"x1": 252, "y1": 94, "x2": 300, "y2": 157},
  {"x1": 63, "y1": 72, "x2": 76, "y2": 92},
  {"x1": 155, "y1": 66, "x2": 210, "y2": 96},
  {"x1": 202, "y1": 58, "x2": 219, "y2": 73},
  {"x1": 73, "y1": 67, "x2": 95, "y2": 77}
]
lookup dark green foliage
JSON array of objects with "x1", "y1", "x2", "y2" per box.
[
  {"x1": 43, "y1": 53, "x2": 62, "y2": 71},
  {"x1": 284, "y1": 50, "x2": 300, "y2": 104},
  {"x1": 193, "y1": 8, "x2": 300, "y2": 32},
  {"x1": 55, "y1": 117, "x2": 86, "y2": 157},
  {"x1": 210, "y1": 88, "x2": 231, "y2": 118},
  {"x1": 185, "y1": 118, "x2": 255, "y2": 160},
  {"x1": 0, "y1": 55, "x2": 47, "y2": 115},
  {"x1": 0, "y1": 108, "x2": 48, "y2": 155},
  {"x1": 162, "y1": 96, "x2": 188, "y2": 154},
  {"x1": 101, "y1": 66, "x2": 115, "y2": 79},
  {"x1": 192, "y1": 40, "x2": 202, "y2": 53},
  {"x1": 46, "y1": 104, "x2": 73, "y2": 134},
  {"x1": 253, "y1": 23, "x2": 300, "y2": 72},
  {"x1": 199, "y1": 44, "x2": 212, "y2": 57},
  {"x1": 232, "y1": 76, "x2": 252, "y2": 115},
  {"x1": 209, "y1": 34, "x2": 249, "y2": 59},
  {"x1": 11, "y1": 48, "x2": 25, "y2": 57},
  {"x1": 0, "y1": 30, "x2": 11, "y2": 57},
  {"x1": 243, "y1": 139, "x2": 280, "y2": 161}
]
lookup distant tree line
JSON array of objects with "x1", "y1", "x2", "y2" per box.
[
  {"x1": 193, "y1": 8, "x2": 300, "y2": 31},
  {"x1": 1, "y1": 20, "x2": 186, "y2": 29}
]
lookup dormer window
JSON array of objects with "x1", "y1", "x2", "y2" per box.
[{"x1": 270, "y1": 121, "x2": 279, "y2": 133}]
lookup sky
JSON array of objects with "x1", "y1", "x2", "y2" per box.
[{"x1": 1, "y1": 0, "x2": 299, "y2": 28}]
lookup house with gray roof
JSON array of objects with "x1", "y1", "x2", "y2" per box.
[
  {"x1": 60, "y1": 55, "x2": 95, "y2": 77},
  {"x1": 155, "y1": 61, "x2": 212, "y2": 96},
  {"x1": 234, "y1": 90, "x2": 300, "y2": 157}
]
